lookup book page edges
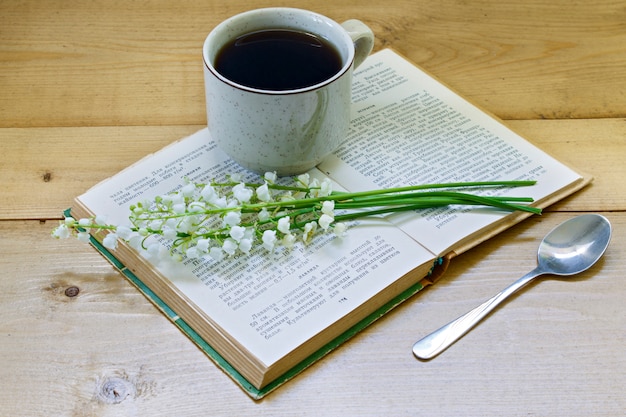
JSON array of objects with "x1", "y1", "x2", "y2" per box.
[
  {"x1": 259, "y1": 259, "x2": 435, "y2": 387},
  {"x1": 70, "y1": 200, "x2": 438, "y2": 397},
  {"x1": 444, "y1": 174, "x2": 591, "y2": 258}
]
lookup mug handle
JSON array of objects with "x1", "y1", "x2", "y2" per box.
[{"x1": 341, "y1": 19, "x2": 375, "y2": 69}]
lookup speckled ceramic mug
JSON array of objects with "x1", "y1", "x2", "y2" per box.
[{"x1": 202, "y1": 8, "x2": 374, "y2": 175}]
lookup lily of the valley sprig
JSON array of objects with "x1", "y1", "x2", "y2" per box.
[{"x1": 52, "y1": 172, "x2": 541, "y2": 262}]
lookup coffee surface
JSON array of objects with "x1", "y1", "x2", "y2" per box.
[{"x1": 214, "y1": 29, "x2": 343, "y2": 91}]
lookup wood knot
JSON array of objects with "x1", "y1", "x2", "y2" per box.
[
  {"x1": 42, "y1": 171, "x2": 53, "y2": 182},
  {"x1": 95, "y1": 375, "x2": 135, "y2": 404},
  {"x1": 64, "y1": 286, "x2": 80, "y2": 297}
]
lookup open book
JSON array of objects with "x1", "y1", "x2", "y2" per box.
[{"x1": 70, "y1": 49, "x2": 589, "y2": 399}]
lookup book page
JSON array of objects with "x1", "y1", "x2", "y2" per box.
[
  {"x1": 319, "y1": 49, "x2": 583, "y2": 255},
  {"x1": 77, "y1": 129, "x2": 435, "y2": 366}
]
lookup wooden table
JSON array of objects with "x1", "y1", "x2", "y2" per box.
[{"x1": 2, "y1": 1, "x2": 625, "y2": 415}]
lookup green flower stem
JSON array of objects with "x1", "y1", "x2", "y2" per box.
[
  {"x1": 230, "y1": 180, "x2": 537, "y2": 211},
  {"x1": 333, "y1": 198, "x2": 540, "y2": 223},
  {"x1": 333, "y1": 191, "x2": 541, "y2": 214},
  {"x1": 333, "y1": 180, "x2": 537, "y2": 196}
]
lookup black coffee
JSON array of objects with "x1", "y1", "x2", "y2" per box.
[{"x1": 214, "y1": 29, "x2": 343, "y2": 91}]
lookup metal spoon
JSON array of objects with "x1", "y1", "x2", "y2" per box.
[{"x1": 413, "y1": 214, "x2": 612, "y2": 360}]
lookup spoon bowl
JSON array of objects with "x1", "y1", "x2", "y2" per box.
[
  {"x1": 537, "y1": 214, "x2": 611, "y2": 276},
  {"x1": 413, "y1": 214, "x2": 612, "y2": 360}
]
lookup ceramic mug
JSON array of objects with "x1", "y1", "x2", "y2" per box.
[{"x1": 202, "y1": 7, "x2": 374, "y2": 175}]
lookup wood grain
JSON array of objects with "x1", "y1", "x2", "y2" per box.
[
  {"x1": 1, "y1": 215, "x2": 624, "y2": 416},
  {"x1": 1, "y1": 1, "x2": 625, "y2": 415},
  {"x1": 1, "y1": 119, "x2": 623, "y2": 220},
  {"x1": 0, "y1": 125, "x2": 202, "y2": 220},
  {"x1": 2, "y1": 0, "x2": 626, "y2": 128}
]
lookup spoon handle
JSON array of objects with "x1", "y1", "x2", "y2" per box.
[{"x1": 413, "y1": 269, "x2": 541, "y2": 360}]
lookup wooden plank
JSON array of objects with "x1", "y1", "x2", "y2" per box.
[
  {"x1": 1, "y1": 214, "x2": 624, "y2": 415},
  {"x1": 1, "y1": 119, "x2": 623, "y2": 220},
  {"x1": 2, "y1": 0, "x2": 626, "y2": 128},
  {"x1": 507, "y1": 119, "x2": 626, "y2": 212},
  {"x1": 0, "y1": 125, "x2": 202, "y2": 220},
  {"x1": 2, "y1": 0, "x2": 624, "y2": 415}
]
